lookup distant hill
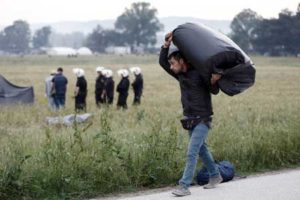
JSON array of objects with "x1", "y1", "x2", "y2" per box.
[
  {"x1": 30, "y1": 19, "x2": 115, "y2": 35},
  {"x1": 28, "y1": 17, "x2": 231, "y2": 35}
]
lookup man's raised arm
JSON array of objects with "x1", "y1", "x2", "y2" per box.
[{"x1": 159, "y1": 32, "x2": 178, "y2": 80}]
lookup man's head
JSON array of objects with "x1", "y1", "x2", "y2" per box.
[
  {"x1": 130, "y1": 67, "x2": 142, "y2": 76},
  {"x1": 73, "y1": 68, "x2": 85, "y2": 78},
  {"x1": 117, "y1": 69, "x2": 129, "y2": 78},
  {"x1": 96, "y1": 66, "x2": 105, "y2": 75},
  {"x1": 168, "y1": 51, "x2": 188, "y2": 74},
  {"x1": 57, "y1": 67, "x2": 63, "y2": 74},
  {"x1": 103, "y1": 69, "x2": 113, "y2": 78}
]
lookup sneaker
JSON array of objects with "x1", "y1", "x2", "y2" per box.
[
  {"x1": 172, "y1": 185, "x2": 191, "y2": 197},
  {"x1": 203, "y1": 175, "x2": 223, "y2": 189}
]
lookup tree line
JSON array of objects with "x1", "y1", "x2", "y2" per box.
[
  {"x1": 0, "y1": 2, "x2": 163, "y2": 55},
  {"x1": 1, "y1": 2, "x2": 299, "y2": 56},
  {"x1": 231, "y1": 3, "x2": 300, "y2": 56},
  {"x1": 85, "y1": 2, "x2": 163, "y2": 53},
  {"x1": 0, "y1": 20, "x2": 51, "y2": 54}
]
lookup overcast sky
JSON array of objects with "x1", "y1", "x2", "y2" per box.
[{"x1": 1, "y1": 0, "x2": 299, "y2": 25}]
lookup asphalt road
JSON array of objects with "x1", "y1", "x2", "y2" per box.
[{"x1": 93, "y1": 168, "x2": 300, "y2": 200}]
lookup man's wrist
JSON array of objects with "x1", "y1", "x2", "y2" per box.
[{"x1": 162, "y1": 43, "x2": 170, "y2": 48}]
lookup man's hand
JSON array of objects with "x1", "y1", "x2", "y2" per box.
[
  {"x1": 163, "y1": 32, "x2": 173, "y2": 48},
  {"x1": 211, "y1": 74, "x2": 222, "y2": 85}
]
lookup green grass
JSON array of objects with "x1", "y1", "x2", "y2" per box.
[{"x1": 0, "y1": 55, "x2": 300, "y2": 199}]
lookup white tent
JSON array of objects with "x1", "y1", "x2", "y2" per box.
[
  {"x1": 77, "y1": 47, "x2": 93, "y2": 55},
  {"x1": 47, "y1": 47, "x2": 77, "y2": 56},
  {"x1": 105, "y1": 46, "x2": 131, "y2": 55}
]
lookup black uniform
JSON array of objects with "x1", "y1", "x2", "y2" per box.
[
  {"x1": 159, "y1": 47, "x2": 219, "y2": 120},
  {"x1": 95, "y1": 74, "x2": 106, "y2": 106},
  {"x1": 132, "y1": 74, "x2": 143, "y2": 105},
  {"x1": 116, "y1": 77, "x2": 130, "y2": 109},
  {"x1": 105, "y1": 77, "x2": 115, "y2": 104},
  {"x1": 75, "y1": 76, "x2": 87, "y2": 111}
]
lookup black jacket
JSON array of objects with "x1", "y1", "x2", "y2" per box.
[
  {"x1": 117, "y1": 77, "x2": 130, "y2": 106},
  {"x1": 105, "y1": 77, "x2": 114, "y2": 103},
  {"x1": 76, "y1": 77, "x2": 87, "y2": 96},
  {"x1": 95, "y1": 75, "x2": 105, "y2": 93},
  {"x1": 52, "y1": 74, "x2": 68, "y2": 97},
  {"x1": 132, "y1": 74, "x2": 143, "y2": 97},
  {"x1": 159, "y1": 47, "x2": 219, "y2": 119}
]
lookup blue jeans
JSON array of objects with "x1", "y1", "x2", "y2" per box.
[
  {"x1": 179, "y1": 123, "x2": 219, "y2": 188},
  {"x1": 54, "y1": 95, "x2": 65, "y2": 110}
]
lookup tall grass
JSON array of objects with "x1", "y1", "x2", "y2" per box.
[{"x1": 0, "y1": 55, "x2": 299, "y2": 199}]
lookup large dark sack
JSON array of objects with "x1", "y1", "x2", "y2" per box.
[
  {"x1": 196, "y1": 160, "x2": 235, "y2": 185},
  {"x1": 172, "y1": 23, "x2": 255, "y2": 96}
]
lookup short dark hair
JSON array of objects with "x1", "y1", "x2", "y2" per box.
[
  {"x1": 168, "y1": 50, "x2": 187, "y2": 62},
  {"x1": 57, "y1": 67, "x2": 63, "y2": 72}
]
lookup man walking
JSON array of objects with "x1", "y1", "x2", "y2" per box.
[{"x1": 159, "y1": 32, "x2": 222, "y2": 197}]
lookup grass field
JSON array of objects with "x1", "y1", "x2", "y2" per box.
[{"x1": 0, "y1": 55, "x2": 300, "y2": 199}]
